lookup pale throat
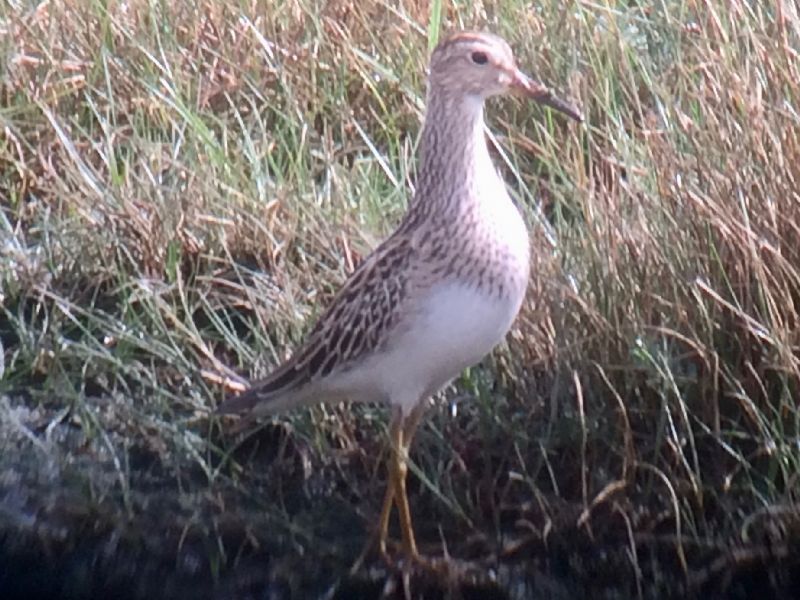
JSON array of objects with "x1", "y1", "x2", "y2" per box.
[{"x1": 455, "y1": 95, "x2": 507, "y2": 210}]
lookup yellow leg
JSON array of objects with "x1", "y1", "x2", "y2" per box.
[
  {"x1": 354, "y1": 402, "x2": 430, "y2": 571},
  {"x1": 377, "y1": 413, "x2": 399, "y2": 557},
  {"x1": 378, "y1": 406, "x2": 419, "y2": 560},
  {"x1": 393, "y1": 429, "x2": 418, "y2": 560},
  {"x1": 403, "y1": 400, "x2": 428, "y2": 445},
  {"x1": 391, "y1": 402, "x2": 430, "y2": 561}
]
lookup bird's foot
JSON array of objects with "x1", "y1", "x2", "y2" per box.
[
  {"x1": 350, "y1": 535, "x2": 439, "y2": 574},
  {"x1": 349, "y1": 535, "x2": 497, "y2": 600},
  {"x1": 378, "y1": 540, "x2": 486, "y2": 580}
]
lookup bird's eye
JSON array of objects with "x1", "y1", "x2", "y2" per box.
[{"x1": 471, "y1": 51, "x2": 488, "y2": 65}]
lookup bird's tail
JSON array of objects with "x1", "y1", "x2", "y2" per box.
[{"x1": 215, "y1": 377, "x2": 322, "y2": 417}]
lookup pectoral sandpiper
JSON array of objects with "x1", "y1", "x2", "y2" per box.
[{"x1": 217, "y1": 31, "x2": 582, "y2": 565}]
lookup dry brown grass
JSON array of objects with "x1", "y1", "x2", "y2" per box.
[{"x1": 1, "y1": 1, "x2": 799, "y2": 597}]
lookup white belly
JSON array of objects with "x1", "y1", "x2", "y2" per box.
[{"x1": 366, "y1": 281, "x2": 525, "y2": 413}]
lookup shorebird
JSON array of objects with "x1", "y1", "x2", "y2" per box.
[{"x1": 217, "y1": 31, "x2": 582, "y2": 564}]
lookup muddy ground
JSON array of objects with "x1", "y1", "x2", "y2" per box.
[{"x1": 2, "y1": 395, "x2": 799, "y2": 600}]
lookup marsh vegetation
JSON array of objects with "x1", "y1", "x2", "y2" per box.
[{"x1": 1, "y1": 1, "x2": 799, "y2": 598}]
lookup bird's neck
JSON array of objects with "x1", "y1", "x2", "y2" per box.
[{"x1": 414, "y1": 90, "x2": 495, "y2": 215}]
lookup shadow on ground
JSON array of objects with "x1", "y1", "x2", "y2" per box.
[{"x1": 1, "y1": 395, "x2": 799, "y2": 600}]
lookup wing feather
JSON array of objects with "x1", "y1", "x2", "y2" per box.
[{"x1": 216, "y1": 234, "x2": 414, "y2": 415}]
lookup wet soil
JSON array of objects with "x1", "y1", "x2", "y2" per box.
[{"x1": 1, "y1": 396, "x2": 799, "y2": 600}]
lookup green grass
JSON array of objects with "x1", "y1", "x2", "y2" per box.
[{"x1": 1, "y1": 0, "x2": 799, "y2": 597}]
